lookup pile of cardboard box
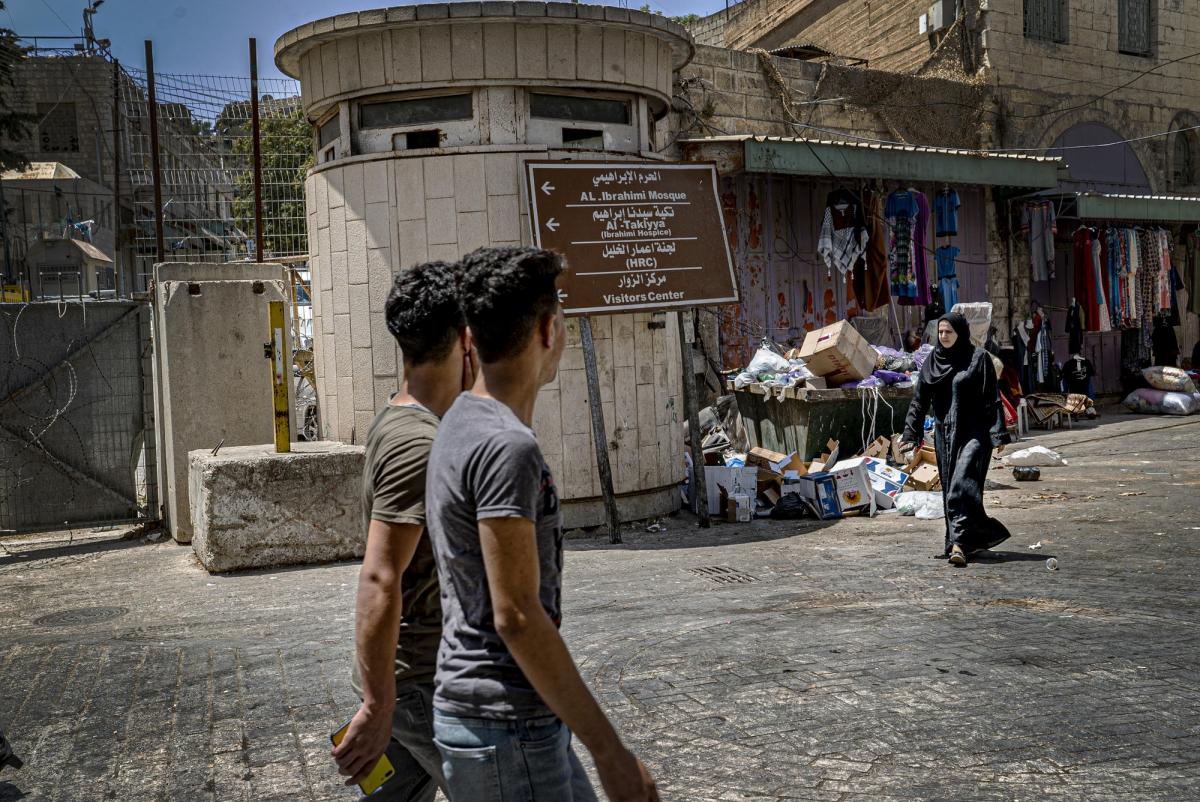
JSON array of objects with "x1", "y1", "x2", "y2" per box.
[{"x1": 702, "y1": 433, "x2": 942, "y2": 524}]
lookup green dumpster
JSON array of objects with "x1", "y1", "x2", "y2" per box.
[{"x1": 731, "y1": 383, "x2": 914, "y2": 461}]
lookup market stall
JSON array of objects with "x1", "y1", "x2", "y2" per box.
[{"x1": 1018, "y1": 193, "x2": 1200, "y2": 397}]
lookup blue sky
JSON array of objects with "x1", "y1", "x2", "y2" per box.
[{"x1": 8, "y1": 0, "x2": 727, "y2": 81}]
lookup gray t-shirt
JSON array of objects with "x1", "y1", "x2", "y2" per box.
[{"x1": 426, "y1": 393, "x2": 563, "y2": 720}]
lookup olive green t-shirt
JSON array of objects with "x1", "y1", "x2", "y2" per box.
[{"x1": 351, "y1": 401, "x2": 442, "y2": 694}]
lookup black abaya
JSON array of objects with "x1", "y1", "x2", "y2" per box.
[{"x1": 903, "y1": 344, "x2": 1012, "y2": 556}]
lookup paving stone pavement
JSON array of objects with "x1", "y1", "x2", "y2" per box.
[{"x1": 2, "y1": 411, "x2": 1199, "y2": 801}]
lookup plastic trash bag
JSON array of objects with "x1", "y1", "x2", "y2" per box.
[
  {"x1": 895, "y1": 491, "x2": 944, "y2": 519},
  {"x1": 1142, "y1": 366, "x2": 1198, "y2": 394},
  {"x1": 733, "y1": 371, "x2": 756, "y2": 389},
  {"x1": 1002, "y1": 446, "x2": 1069, "y2": 467},
  {"x1": 769, "y1": 493, "x2": 812, "y2": 520},
  {"x1": 746, "y1": 347, "x2": 790, "y2": 375},
  {"x1": 1122, "y1": 387, "x2": 1200, "y2": 416}
]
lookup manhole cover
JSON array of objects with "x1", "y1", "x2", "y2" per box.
[
  {"x1": 687, "y1": 566, "x2": 757, "y2": 584},
  {"x1": 34, "y1": 606, "x2": 129, "y2": 627}
]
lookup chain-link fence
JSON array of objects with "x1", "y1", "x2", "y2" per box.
[{"x1": 117, "y1": 68, "x2": 310, "y2": 292}]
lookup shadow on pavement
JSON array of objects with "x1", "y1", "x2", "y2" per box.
[
  {"x1": 0, "y1": 781, "x2": 28, "y2": 801},
  {"x1": 567, "y1": 511, "x2": 840, "y2": 551},
  {"x1": 0, "y1": 530, "x2": 155, "y2": 567},
  {"x1": 972, "y1": 550, "x2": 1057, "y2": 563}
]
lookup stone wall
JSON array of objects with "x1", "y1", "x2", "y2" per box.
[
  {"x1": 4, "y1": 57, "x2": 114, "y2": 188},
  {"x1": 983, "y1": 0, "x2": 1200, "y2": 191},
  {"x1": 673, "y1": 44, "x2": 986, "y2": 150}
]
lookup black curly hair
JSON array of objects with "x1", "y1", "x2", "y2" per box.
[
  {"x1": 384, "y1": 260, "x2": 466, "y2": 365},
  {"x1": 458, "y1": 247, "x2": 563, "y2": 363}
]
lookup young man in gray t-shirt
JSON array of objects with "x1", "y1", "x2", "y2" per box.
[{"x1": 426, "y1": 247, "x2": 659, "y2": 801}]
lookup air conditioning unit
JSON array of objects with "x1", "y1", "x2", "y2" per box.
[{"x1": 926, "y1": 0, "x2": 957, "y2": 33}]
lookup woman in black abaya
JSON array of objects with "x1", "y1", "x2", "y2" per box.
[{"x1": 901, "y1": 313, "x2": 1012, "y2": 566}]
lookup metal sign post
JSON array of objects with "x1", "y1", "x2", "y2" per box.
[
  {"x1": 527, "y1": 161, "x2": 736, "y2": 534},
  {"x1": 579, "y1": 316, "x2": 623, "y2": 543},
  {"x1": 265, "y1": 300, "x2": 290, "y2": 452},
  {"x1": 677, "y1": 310, "x2": 709, "y2": 526}
]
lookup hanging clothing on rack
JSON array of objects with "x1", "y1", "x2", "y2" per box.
[
  {"x1": 886, "y1": 189, "x2": 921, "y2": 304},
  {"x1": 817, "y1": 187, "x2": 868, "y2": 279},
  {"x1": 1066, "y1": 300, "x2": 1084, "y2": 355},
  {"x1": 1187, "y1": 228, "x2": 1200, "y2": 317},
  {"x1": 913, "y1": 190, "x2": 933, "y2": 306},
  {"x1": 1138, "y1": 229, "x2": 1159, "y2": 350},
  {"x1": 934, "y1": 187, "x2": 961, "y2": 237},
  {"x1": 1022, "y1": 201, "x2": 1057, "y2": 281},
  {"x1": 1071, "y1": 228, "x2": 1098, "y2": 331},
  {"x1": 855, "y1": 188, "x2": 891, "y2": 312},
  {"x1": 1092, "y1": 231, "x2": 1112, "y2": 332},
  {"x1": 1156, "y1": 228, "x2": 1173, "y2": 314},
  {"x1": 1035, "y1": 316, "x2": 1054, "y2": 389},
  {"x1": 935, "y1": 245, "x2": 960, "y2": 309}
]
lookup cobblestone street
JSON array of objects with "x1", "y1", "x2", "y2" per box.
[{"x1": 2, "y1": 411, "x2": 1199, "y2": 801}]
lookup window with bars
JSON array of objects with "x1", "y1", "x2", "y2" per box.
[
  {"x1": 1118, "y1": 0, "x2": 1154, "y2": 56},
  {"x1": 1023, "y1": 0, "x2": 1067, "y2": 43}
]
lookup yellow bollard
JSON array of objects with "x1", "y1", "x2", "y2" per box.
[{"x1": 266, "y1": 300, "x2": 291, "y2": 452}]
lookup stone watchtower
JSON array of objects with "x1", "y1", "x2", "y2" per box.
[{"x1": 275, "y1": 3, "x2": 695, "y2": 526}]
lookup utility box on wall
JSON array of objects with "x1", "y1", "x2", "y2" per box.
[{"x1": 926, "y1": 0, "x2": 956, "y2": 34}]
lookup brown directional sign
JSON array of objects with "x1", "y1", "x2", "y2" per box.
[{"x1": 525, "y1": 161, "x2": 738, "y2": 316}]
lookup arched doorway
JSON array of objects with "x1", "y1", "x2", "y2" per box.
[{"x1": 1046, "y1": 122, "x2": 1151, "y2": 193}]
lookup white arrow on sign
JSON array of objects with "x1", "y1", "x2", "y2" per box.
[
  {"x1": 546, "y1": 217, "x2": 560, "y2": 231},
  {"x1": 541, "y1": 181, "x2": 555, "y2": 196}
]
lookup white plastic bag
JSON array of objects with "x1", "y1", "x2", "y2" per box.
[
  {"x1": 1002, "y1": 446, "x2": 1068, "y2": 467},
  {"x1": 896, "y1": 491, "x2": 944, "y2": 519},
  {"x1": 733, "y1": 371, "x2": 756, "y2": 389},
  {"x1": 746, "y1": 347, "x2": 789, "y2": 374}
]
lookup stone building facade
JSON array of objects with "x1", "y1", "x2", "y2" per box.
[{"x1": 687, "y1": 0, "x2": 1200, "y2": 374}]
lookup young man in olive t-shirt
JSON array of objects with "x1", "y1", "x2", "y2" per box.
[{"x1": 331, "y1": 260, "x2": 475, "y2": 801}]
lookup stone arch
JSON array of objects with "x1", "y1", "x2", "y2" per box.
[
  {"x1": 1029, "y1": 100, "x2": 1160, "y2": 192},
  {"x1": 1041, "y1": 117, "x2": 1152, "y2": 192},
  {"x1": 1167, "y1": 111, "x2": 1200, "y2": 192}
]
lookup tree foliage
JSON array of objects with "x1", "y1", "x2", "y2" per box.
[
  {"x1": 232, "y1": 109, "x2": 313, "y2": 258},
  {"x1": 0, "y1": 1, "x2": 36, "y2": 171}
]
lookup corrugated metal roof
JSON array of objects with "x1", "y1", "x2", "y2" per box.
[
  {"x1": 1078, "y1": 192, "x2": 1200, "y2": 202},
  {"x1": 1072, "y1": 191, "x2": 1200, "y2": 223},
  {"x1": 682, "y1": 135, "x2": 1064, "y2": 164}
]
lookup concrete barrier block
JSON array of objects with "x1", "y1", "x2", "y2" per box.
[{"x1": 189, "y1": 443, "x2": 366, "y2": 572}]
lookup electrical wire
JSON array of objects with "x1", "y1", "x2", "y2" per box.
[
  {"x1": 1007, "y1": 47, "x2": 1200, "y2": 119},
  {"x1": 35, "y1": 0, "x2": 75, "y2": 34}
]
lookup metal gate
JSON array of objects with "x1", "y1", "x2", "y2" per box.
[{"x1": 0, "y1": 301, "x2": 157, "y2": 533}]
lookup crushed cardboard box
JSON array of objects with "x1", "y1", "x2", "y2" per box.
[
  {"x1": 705, "y1": 466, "x2": 758, "y2": 516},
  {"x1": 798, "y1": 320, "x2": 877, "y2": 385},
  {"x1": 790, "y1": 473, "x2": 842, "y2": 520},
  {"x1": 905, "y1": 445, "x2": 941, "y2": 490},
  {"x1": 829, "y1": 458, "x2": 877, "y2": 516}
]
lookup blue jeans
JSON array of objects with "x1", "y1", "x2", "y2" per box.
[
  {"x1": 432, "y1": 711, "x2": 598, "y2": 802},
  {"x1": 365, "y1": 683, "x2": 447, "y2": 802}
]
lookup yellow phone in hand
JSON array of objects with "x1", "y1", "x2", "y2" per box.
[{"x1": 331, "y1": 719, "x2": 396, "y2": 797}]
